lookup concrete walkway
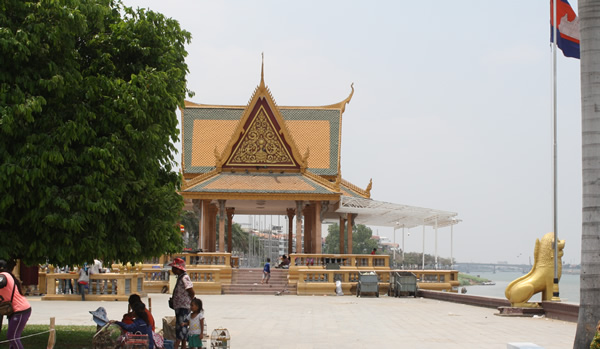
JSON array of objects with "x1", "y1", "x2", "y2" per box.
[{"x1": 26, "y1": 293, "x2": 576, "y2": 349}]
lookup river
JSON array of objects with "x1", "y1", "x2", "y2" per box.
[{"x1": 461, "y1": 271, "x2": 580, "y2": 304}]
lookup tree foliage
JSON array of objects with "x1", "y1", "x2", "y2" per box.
[
  {"x1": 0, "y1": 0, "x2": 192, "y2": 265},
  {"x1": 323, "y1": 223, "x2": 378, "y2": 254},
  {"x1": 400, "y1": 252, "x2": 453, "y2": 268},
  {"x1": 180, "y1": 210, "x2": 199, "y2": 250}
]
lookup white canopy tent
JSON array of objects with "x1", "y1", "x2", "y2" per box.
[{"x1": 335, "y1": 196, "x2": 461, "y2": 269}]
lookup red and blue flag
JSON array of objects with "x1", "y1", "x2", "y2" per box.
[{"x1": 550, "y1": 0, "x2": 580, "y2": 59}]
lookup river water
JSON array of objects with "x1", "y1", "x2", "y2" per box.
[{"x1": 461, "y1": 271, "x2": 580, "y2": 304}]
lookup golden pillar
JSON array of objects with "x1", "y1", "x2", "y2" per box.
[
  {"x1": 226, "y1": 207, "x2": 235, "y2": 253},
  {"x1": 201, "y1": 200, "x2": 211, "y2": 251},
  {"x1": 314, "y1": 201, "x2": 322, "y2": 254},
  {"x1": 286, "y1": 208, "x2": 295, "y2": 256},
  {"x1": 218, "y1": 200, "x2": 226, "y2": 252},
  {"x1": 192, "y1": 199, "x2": 202, "y2": 251},
  {"x1": 339, "y1": 217, "x2": 346, "y2": 254},
  {"x1": 347, "y1": 213, "x2": 353, "y2": 254},
  {"x1": 208, "y1": 203, "x2": 218, "y2": 252},
  {"x1": 303, "y1": 204, "x2": 312, "y2": 253},
  {"x1": 295, "y1": 201, "x2": 303, "y2": 253}
]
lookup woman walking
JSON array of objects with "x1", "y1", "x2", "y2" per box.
[{"x1": 0, "y1": 260, "x2": 32, "y2": 349}]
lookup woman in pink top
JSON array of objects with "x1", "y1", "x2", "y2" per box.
[{"x1": 0, "y1": 260, "x2": 32, "y2": 349}]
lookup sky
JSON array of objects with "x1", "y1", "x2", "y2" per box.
[{"x1": 122, "y1": 0, "x2": 583, "y2": 265}]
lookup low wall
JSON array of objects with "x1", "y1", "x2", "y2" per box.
[
  {"x1": 141, "y1": 266, "x2": 225, "y2": 295},
  {"x1": 418, "y1": 289, "x2": 510, "y2": 308},
  {"x1": 419, "y1": 290, "x2": 580, "y2": 322},
  {"x1": 42, "y1": 272, "x2": 146, "y2": 301},
  {"x1": 542, "y1": 301, "x2": 579, "y2": 322}
]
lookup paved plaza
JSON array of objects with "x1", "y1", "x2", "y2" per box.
[{"x1": 26, "y1": 293, "x2": 576, "y2": 348}]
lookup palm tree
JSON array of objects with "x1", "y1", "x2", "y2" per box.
[{"x1": 575, "y1": 1, "x2": 600, "y2": 347}]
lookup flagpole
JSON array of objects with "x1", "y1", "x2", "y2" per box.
[{"x1": 551, "y1": 0, "x2": 560, "y2": 301}]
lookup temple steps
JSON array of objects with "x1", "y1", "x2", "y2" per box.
[{"x1": 222, "y1": 268, "x2": 296, "y2": 295}]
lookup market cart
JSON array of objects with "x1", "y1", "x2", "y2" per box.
[
  {"x1": 356, "y1": 271, "x2": 379, "y2": 297},
  {"x1": 389, "y1": 271, "x2": 418, "y2": 297}
]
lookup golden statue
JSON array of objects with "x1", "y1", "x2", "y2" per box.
[{"x1": 504, "y1": 232, "x2": 565, "y2": 307}]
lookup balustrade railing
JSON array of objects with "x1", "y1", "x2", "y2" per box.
[
  {"x1": 171, "y1": 253, "x2": 231, "y2": 267},
  {"x1": 291, "y1": 256, "x2": 458, "y2": 295},
  {"x1": 289, "y1": 253, "x2": 389, "y2": 269},
  {"x1": 42, "y1": 272, "x2": 145, "y2": 301}
]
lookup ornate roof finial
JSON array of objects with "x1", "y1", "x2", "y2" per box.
[
  {"x1": 260, "y1": 52, "x2": 265, "y2": 88},
  {"x1": 321, "y1": 83, "x2": 355, "y2": 114}
]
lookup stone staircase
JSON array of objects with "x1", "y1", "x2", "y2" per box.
[{"x1": 222, "y1": 268, "x2": 296, "y2": 295}]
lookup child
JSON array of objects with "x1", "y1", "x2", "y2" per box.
[
  {"x1": 261, "y1": 258, "x2": 271, "y2": 284},
  {"x1": 77, "y1": 263, "x2": 90, "y2": 301},
  {"x1": 183, "y1": 298, "x2": 204, "y2": 349}
]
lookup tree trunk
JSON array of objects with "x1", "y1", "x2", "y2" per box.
[{"x1": 576, "y1": 1, "x2": 600, "y2": 347}]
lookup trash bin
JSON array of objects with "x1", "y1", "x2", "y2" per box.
[
  {"x1": 390, "y1": 271, "x2": 418, "y2": 297},
  {"x1": 356, "y1": 271, "x2": 379, "y2": 297}
]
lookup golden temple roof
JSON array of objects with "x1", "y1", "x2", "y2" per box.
[
  {"x1": 181, "y1": 87, "x2": 353, "y2": 178},
  {"x1": 180, "y1": 65, "x2": 370, "y2": 199}
]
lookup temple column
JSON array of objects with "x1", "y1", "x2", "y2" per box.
[
  {"x1": 295, "y1": 201, "x2": 303, "y2": 253},
  {"x1": 347, "y1": 213, "x2": 353, "y2": 254},
  {"x1": 226, "y1": 208, "x2": 235, "y2": 253},
  {"x1": 314, "y1": 201, "x2": 322, "y2": 254},
  {"x1": 303, "y1": 204, "x2": 312, "y2": 253},
  {"x1": 208, "y1": 203, "x2": 218, "y2": 252},
  {"x1": 339, "y1": 217, "x2": 346, "y2": 254},
  {"x1": 286, "y1": 208, "x2": 295, "y2": 256},
  {"x1": 218, "y1": 200, "x2": 226, "y2": 252},
  {"x1": 192, "y1": 199, "x2": 202, "y2": 251},
  {"x1": 201, "y1": 200, "x2": 211, "y2": 251}
]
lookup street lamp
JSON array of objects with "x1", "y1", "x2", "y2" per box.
[
  {"x1": 393, "y1": 223, "x2": 398, "y2": 268},
  {"x1": 402, "y1": 227, "x2": 410, "y2": 269}
]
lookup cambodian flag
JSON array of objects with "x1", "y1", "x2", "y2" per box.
[{"x1": 550, "y1": 0, "x2": 580, "y2": 59}]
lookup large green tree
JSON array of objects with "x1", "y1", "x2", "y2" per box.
[
  {"x1": 576, "y1": 1, "x2": 600, "y2": 347},
  {"x1": 0, "y1": 0, "x2": 192, "y2": 266},
  {"x1": 323, "y1": 223, "x2": 378, "y2": 254}
]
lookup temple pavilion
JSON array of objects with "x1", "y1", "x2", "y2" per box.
[{"x1": 179, "y1": 64, "x2": 460, "y2": 256}]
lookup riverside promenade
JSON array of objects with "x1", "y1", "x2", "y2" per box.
[{"x1": 27, "y1": 293, "x2": 576, "y2": 349}]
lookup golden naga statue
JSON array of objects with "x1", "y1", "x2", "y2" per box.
[{"x1": 504, "y1": 232, "x2": 565, "y2": 307}]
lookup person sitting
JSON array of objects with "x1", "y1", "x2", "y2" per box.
[
  {"x1": 122, "y1": 294, "x2": 155, "y2": 332},
  {"x1": 111, "y1": 302, "x2": 154, "y2": 349},
  {"x1": 280, "y1": 255, "x2": 290, "y2": 269}
]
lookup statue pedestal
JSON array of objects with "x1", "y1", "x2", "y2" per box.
[{"x1": 497, "y1": 306, "x2": 545, "y2": 318}]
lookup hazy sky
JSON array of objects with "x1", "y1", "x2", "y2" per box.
[{"x1": 122, "y1": 0, "x2": 583, "y2": 264}]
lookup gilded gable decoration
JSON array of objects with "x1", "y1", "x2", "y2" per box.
[
  {"x1": 224, "y1": 101, "x2": 297, "y2": 168},
  {"x1": 216, "y1": 61, "x2": 307, "y2": 172}
]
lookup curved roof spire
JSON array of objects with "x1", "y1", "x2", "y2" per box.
[
  {"x1": 260, "y1": 52, "x2": 265, "y2": 88},
  {"x1": 321, "y1": 83, "x2": 354, "y2": 114}
]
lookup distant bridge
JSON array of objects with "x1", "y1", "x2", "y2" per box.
[{"x1": 453, "y1": 262, "x2": 531, "y2": 274}]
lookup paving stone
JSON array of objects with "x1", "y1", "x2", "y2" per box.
[{"x1": 26, "y1": 294, "x2": 576, "y2": 348}]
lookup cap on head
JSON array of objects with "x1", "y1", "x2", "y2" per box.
[{"x1": 168, "y1": 257, "x2": 186, "y2": 272}]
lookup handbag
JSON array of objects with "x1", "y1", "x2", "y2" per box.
[
  {"x1": 0, "y1": 275, "x2": 16, "y2": 336},
  {"x1": 168, "y1": 274, "x2": 183, "y2": 309},
  {"x1": 152, "y1": 331, "x2": 164, "y2": 348},
  {"x1": 123, "y1": 331, "x2": 149, "y2": 349},
  {"x1": 0, "y1": 277, "x2": 16, "y2": 317}
]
